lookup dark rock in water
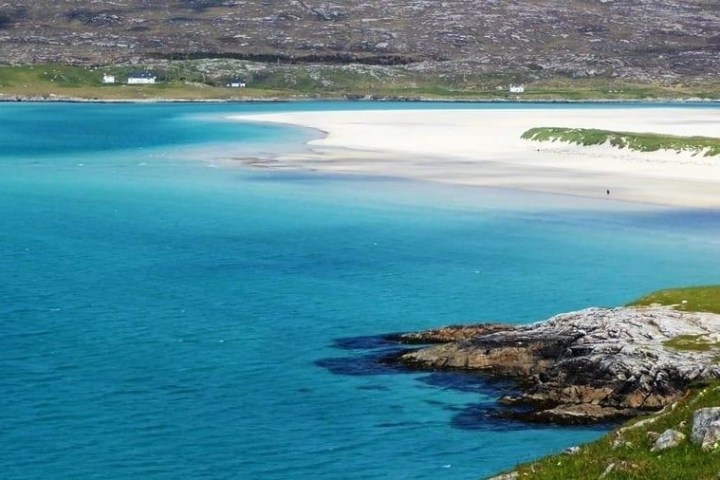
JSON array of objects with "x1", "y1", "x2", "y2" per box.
[
  {"x1": 392, "y1": 307, "x2": 720, "y2": 424},
  {"x1": 393, "y1": 323, "x2": 513, "y2": 344},
  {"x1": 502, "y1": 403, "x2": 639, "y2": 425},
  {"x1": 450, "y1": 402, "x2": 533, "y2": 431}
]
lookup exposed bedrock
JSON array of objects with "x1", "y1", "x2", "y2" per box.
[{"x1": 394, "y1": 307, "x2": 720, "y2": 424}]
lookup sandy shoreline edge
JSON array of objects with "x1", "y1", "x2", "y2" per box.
[{"x1": 229, "y1": 107, "x2": 720, "y2": 208}]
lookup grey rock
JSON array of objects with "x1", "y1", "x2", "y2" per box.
[
  {"x1": 486, "y1": 472, "x2": 518, "y2": 480},
  {"x1": 599, "y1": 463, "x2": 615, "y2": 479},
  {"x1": 691, "y1": 407, "x2": 720, "y2": 450},
  {"x1": 651, "y1": 428, "x2": 685, "y2": 451}
]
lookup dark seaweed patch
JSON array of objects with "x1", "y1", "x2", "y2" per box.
[
  {"x1": 314, "y1": 348, "x2": 408, "y2": 376},
  {"x1": 331, "y1": 334, "x2": 403, "y2": 350}
]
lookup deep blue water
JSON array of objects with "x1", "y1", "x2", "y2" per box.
[{"x1": 2, "y1": 102, "x2": 720, "y2": 479}]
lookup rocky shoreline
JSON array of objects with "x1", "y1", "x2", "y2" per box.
[{"x1": 387, "y1": 306, "x2": 720, "y2": 425}]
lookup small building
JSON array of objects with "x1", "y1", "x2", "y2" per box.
[
  {"x1": 102, "y1": 74, "x2": 116, "y2": 84},
  {"x1": 509, "y1": 85, "x2": 525, "y2": 94},
  {"x1": 226, "y1": 80, "x2": 247, "y2": 88},
  {"x1": 127, "y1": 72, "x2": 157, "y2": 85}
]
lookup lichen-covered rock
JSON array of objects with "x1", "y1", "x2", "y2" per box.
[
  {"x1": 650, "y1": 428, "x2": 685, "y2": 451},
  {"x1": 691, "y1": 407, "x2": 720, "y2": 450}
]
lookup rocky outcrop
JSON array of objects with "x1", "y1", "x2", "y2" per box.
[{"x1": 393, "y1": 307, "x2": 720, "y2": 424}]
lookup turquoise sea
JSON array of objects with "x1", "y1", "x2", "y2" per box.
[{"x1": 3, "y1": 102, "x2": 720, "y2": 479}]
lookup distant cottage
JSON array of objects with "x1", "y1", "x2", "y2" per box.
[
  {"x1": 102, "y1": 74, "x2": 116, "y2": 84},
  {"x1": 127, "y1": 72, "x2": 157, "y2": 85},
  {"x1": 227, "y1": 80, "x2": 247, "y2": 88},
  {"x1": 509, "y1": 85, "x2": 525, "y2": 93}
]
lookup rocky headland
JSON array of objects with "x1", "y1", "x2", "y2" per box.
[{"x1": 390, "y1": 306, "x2": 720, "y2": 424}]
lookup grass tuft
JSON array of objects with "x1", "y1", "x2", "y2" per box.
[{"x1": 663, "y1": 334, "x2": 720, "y2": 352}]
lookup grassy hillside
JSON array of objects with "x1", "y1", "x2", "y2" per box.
[
  {"x1": 1, "y1": 0, "x2": 719, "y2": 86},
  {"x1": 2, "y1": 64, "x2": 720, "y2": 101}
]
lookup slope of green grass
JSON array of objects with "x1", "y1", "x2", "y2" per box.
[
  {"x1": 2, "y1": 64, "x2": 720, "y2": 101},
  {"x1": 522, "y1": 127, "x2": 720, "y2": 157}
]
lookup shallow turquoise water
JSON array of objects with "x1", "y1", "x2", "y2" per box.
[{"x1": 2, "y1": 102, "x2": 720, "y2": 479}]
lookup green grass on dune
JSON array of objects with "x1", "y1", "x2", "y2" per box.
[
  {"x1": 522, "y1": 127, "x2": 720, "y2": 157},
  {"x1": 628, "y1": 286, "x2": 720, "y2": 314},
  {"x1": 509, "y1": 381, "x2": 720, "y2": 480}
]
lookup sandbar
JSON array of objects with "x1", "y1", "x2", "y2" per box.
[{"x1": 229, "y1": 107, "x2": 720, "y2": 208}]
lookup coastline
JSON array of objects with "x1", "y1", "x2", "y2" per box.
[
  {"x1": 2, "y1": 94, "x2": 720, "y2": 104},
  {"x1": 228, "y1": 107, "x2": 720, "y2": 209}
]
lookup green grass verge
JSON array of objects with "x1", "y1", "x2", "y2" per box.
[
  {"x1": 0, "y1": 64, "x2": 295, "y2": 100},
  {"x1": 2, "y1": 64, "x2": 720, "y2": 101},
  {"x1": 628, "y1": 286, "x2": 720, "y2": 314},
  {"x1": 507, "y1": 381, "x2": 720, "y2": 480},
  {"x1": 522, "y1": 127, "x2": 720, "y2": 157}
]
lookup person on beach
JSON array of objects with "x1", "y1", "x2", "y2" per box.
[{"x1": 606, "y1": 189, "x2": 610, "y2": 197}]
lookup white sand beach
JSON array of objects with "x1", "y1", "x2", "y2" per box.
[{"x1": 229, "y1": 107, "x2": 720, "y2": 208}]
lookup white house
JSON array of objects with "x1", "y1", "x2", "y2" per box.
[
  {"x1": 227, "y1": 80, "x2": 246, "y2": 88},
  {"x1": 127, "y1": 72, "x2": 157, "y2": 85},
  {"x1": 509, "y1": 85, "x2": 525, "y2": 93},
  {"x1": 102, "y1": 74, "x2": 116, "y2": 84}
]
